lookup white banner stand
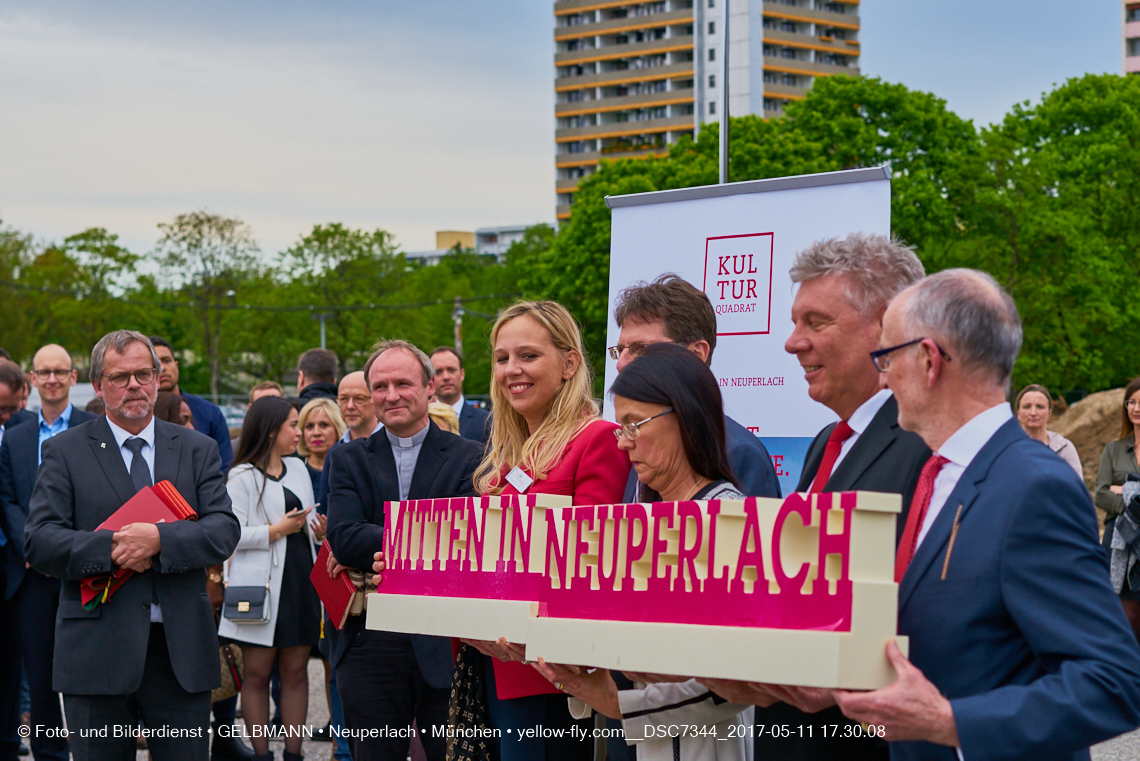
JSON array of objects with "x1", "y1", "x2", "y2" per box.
[{"x1": 603, "y1": 167, "x2": 892, "y2": 493}]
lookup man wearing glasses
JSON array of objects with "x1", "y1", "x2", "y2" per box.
[
  {"x1": 24, "y1": 330, "x2": 239, "y2": 761},
  {"x1": 149, "y1": 336, "x2": 233, "y2": 474},
  {"x1": 0, "y1": 345, "x2": 96, "y2": 761},
  {"x1": 609, "y1": 274, "x2": 780, "y2": 502}
]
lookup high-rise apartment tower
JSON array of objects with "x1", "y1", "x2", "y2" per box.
[
  {"x1": 553, "y1": 0, "x2": 861, "y2": 219},
  {"x1": 1127, "y1": 1, "x2": 1140, "y2": 73}
]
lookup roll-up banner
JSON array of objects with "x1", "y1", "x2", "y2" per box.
[{"x1": 603, "y1": 167, "x2": 893, "y2": 494}]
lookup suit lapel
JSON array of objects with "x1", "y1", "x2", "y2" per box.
[
  {"x1": 827, "y1": 396, "x2": 898, "y2": 491},
  {"x1": 87, "y1": 417, "x2": 136, "y2": 505},
  {"x1": 409, "y1": 423, "x2": 447, "y2": 499},
  {"x1": 898, "y1": 418, "x2": 1024, "y2": 611},
  {"x1": 795, "y1": 424, "x2": 833, "y2": 492},
  {"x1": 153, "y1": 420, "x2": 182, "y2": 486},
  {"x1": 364, "y1": 429, "x2": 401, "y2": 504}
]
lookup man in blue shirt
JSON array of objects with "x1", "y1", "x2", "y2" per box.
[
  {"x1": 0, "y1": 345, "x2": 96, "y2": 761},
  {"x1": 150, "y1": 337, "x2": 233, "y2": 474}
]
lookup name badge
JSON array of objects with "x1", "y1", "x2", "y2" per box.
[{"x1": 505, "y1": 466, "x2": 534, "y2": 494}]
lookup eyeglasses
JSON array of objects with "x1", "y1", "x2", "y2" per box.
[
  {"x1": 102, "y1": 368, "x2": 158, "y2": 388},
  {"x1": 869, "y1": 338, "x2": 952, "y2": 372},
  {"x1": 613, "y1": 408, "x2": 674, "y2": 441},
  {"x1": 337, "y1": 395, "x2": 371, "y2": 407},
  {"x1": 1126, "y1": 400, "x2": 1140, "y2": 409},
  {"x1": 33, "y1": 369, "x2": 73, "y2": 379},
  {"x1": 607, "y1": 342, "x2": 674, "y2": 361}
]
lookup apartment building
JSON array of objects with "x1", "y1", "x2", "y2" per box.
[
  {"x1": 1127, "y1": 1, "x2": 1140, "y2": 73},
  {"x1": 553, "y1": 0, "x2": 861, "y2": 219}
]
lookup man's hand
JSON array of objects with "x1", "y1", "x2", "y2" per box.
[
  {"x1": 372, "y1": 551, "x2": 386, "y2": 577},
  {"x1": 761, "y1": 685, "x2": 837, "y2": 713},
  {"x1": 698, "y1": 679, "x2": 783, "y2": 707},
  {"x1": 833, "y1": 641, "x2": 959, "y2": 747},
  {"x1": 534, "y1": 659, "x2": 622, "y2": 720},
  {"x1": 326, "y1": 550, "x2": 348, "y2": 579},
  {"x1": 111, "y1": 523, "x2": 161, "y2": 573},
  {"x1": 622, "y1": 672, "x2": 691, "y2": 684}
]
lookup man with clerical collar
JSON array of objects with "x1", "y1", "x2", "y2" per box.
[{"x1": 325, "y1": 340, "x2": 483, "y2": 761}]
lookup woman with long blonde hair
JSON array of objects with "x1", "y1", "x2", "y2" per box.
[{"x1": 463, "y1": 301, "x2": 630, "y2": 761}]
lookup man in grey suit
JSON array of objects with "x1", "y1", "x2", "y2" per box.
[{"x1": 24, "y1": 330, "x2": 240, "y2": 761}]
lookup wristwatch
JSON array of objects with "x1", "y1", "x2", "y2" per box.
[{"x1": 208, "y1": 572, "x2": 223, "y2": 584}]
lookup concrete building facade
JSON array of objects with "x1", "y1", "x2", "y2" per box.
[
  {"x1": 553, "y1": 0, "x2": 861, "y2": 219},
  {"x1": 404, "y1": 225, "x2": 531, "y2": 266},
  {"x1": 1127, "y1": 1, "x2": 1140, "y2": 73}
]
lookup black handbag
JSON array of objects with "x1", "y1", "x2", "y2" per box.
[
  {"x1": 222, "y1": 584, "x2": 270, "y2": 624},
  {"x1": 222, "y1": 473, "x2": 274, "y2": 625}
]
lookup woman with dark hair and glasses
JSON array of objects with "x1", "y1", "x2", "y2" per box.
[
  {"x1": 532, "y1": 342, "x2": 752, "y2": 761},
  {"x1": 217, "y1": 396, "x2": 319, "y2": 761},
  {"x1": 612, "y1": 342, "x2": 741, "y2": 502}
]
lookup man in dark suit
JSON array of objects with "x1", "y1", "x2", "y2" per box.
[
  {"x1": 24, "y1": 330, "x2": 240, "y2": 761},
  {"x1": 703, "y1": 234, "x2": 930, "y2": 760},
  {"x1": 0, "y1": 345, "x2": 95, "y2": 761},
  {"x1": 823, "y1": 269, "x2": 1140, "y2": 758},
  {"x1": 327, "y1": 340, "x2": 483, "y2": 761},
  {"x1": 0, "y1": 358, "x2": 33, "y2": 761},
  {"x1": 429, "y1": 346, "x2": 490, "y2": 445},
  {"x1": 611, "y1": 275, "x2": 780, "y2": 501},
  {"x1": 0, "y1": 360, "x2": 33, "y2": 447},
  {"x1": 150, "y1": 336, "x2": 233, "y2": 473}
]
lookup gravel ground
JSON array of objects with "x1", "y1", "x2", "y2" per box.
[
  {"x1": 129, "y1": 657, "x2": 334, "y2": 761},
  {"x1": 1093, "y1": 729, "x2": 1140, "y2": 761}
]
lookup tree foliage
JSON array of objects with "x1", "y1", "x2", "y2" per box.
[{"x1": 2, "y1": 74, "x2": 1139, "y2": 399}]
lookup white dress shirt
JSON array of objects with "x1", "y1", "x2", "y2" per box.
[
  {"x1": 105, "y1": 415, "x2": 162, "y2": 622},
  {"x1": 915, "y1": 402, "x2": 1013, "y2": 551},
  {"x1": 830, "y1": 389, "x2": 893, "y2": 474},
  {"x1": 449, "y1": 395, "x2": 466, "y2": 418}
]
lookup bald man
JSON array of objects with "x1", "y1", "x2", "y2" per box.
[{"x1": 0, "y1": 345, "x2": 96, "y2": 761}]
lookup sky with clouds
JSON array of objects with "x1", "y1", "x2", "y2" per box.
[{"x1": 0, "y1": 0, "x2": 1124, "y2": 259}]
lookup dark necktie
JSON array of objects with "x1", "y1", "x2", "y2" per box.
[
  {"x1": 809, "y1": 420, "x2": 855, "y2": 493},
  {"x1": 894, "y1": 454, "x2": 950, "y2": 582},
  {"x1": 123, "y1": 437, "x2": 152, "y2": 493}
]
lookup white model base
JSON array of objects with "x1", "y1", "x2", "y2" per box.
[
  {"x1": 365, "y1": 593, "x2": 536, "y2": 644},
  {"x1": 525, "y1": 581, "x2": 907, "y2": 690}
]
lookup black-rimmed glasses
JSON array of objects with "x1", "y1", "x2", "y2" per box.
[
  {"x1": 614, "y1": 408, "x2": 674, "y2": 441},
  {"x1": 102, "y1": 368, "x2": 158, "y2": 388},
  {"x1": 870, "y1": 338, "x2": 952, "y2": 372}
]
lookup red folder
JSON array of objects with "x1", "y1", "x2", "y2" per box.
[
  {"x1": 310, "y1": 539, "x2": 358, "y2": 630},
  {"x1": 81, "y1": 480, "x2": 198, "y2": 610}
]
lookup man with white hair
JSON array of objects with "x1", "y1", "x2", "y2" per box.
[
  {"x1": 704, "y1": 233, "x2": 932, "y2": 760},
  {"x1": 827, "y1": 269, "x2": 1140, "y2": 758}
]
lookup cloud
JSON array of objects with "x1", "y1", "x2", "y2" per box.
[{"x1": 0, "y1": 1, "x2": 556, "y2": 257}]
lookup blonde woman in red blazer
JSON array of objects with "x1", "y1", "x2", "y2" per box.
[{"x1": 465, "y1": 300, "x2": 630, "y2": 761}]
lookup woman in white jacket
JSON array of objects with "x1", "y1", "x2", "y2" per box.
[{"x1": 218, "y1": 396, "x2": 319, "y2": 761}]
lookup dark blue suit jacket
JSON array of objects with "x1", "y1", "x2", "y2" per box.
[
  {"x1": 182, "y1": 391, "x2": 233, "y2": 473},
  {"x1": 457, "y1": 402, "x2": 491, "y2": 446},
  {"x1": 896, "y1": 418, "x2": 1140, "y2": 760},
  {"x1": 0, "y1": 408, "x2": 96, "y2": 598},
  {"x1": 325, "y1": 422, "x2": 483, "y2": 686},
  {"x1": 622, "y1": 414, "x2": 781, "y2": 501}
]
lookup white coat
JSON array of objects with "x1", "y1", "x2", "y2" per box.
[{"x1": 218, "y1": 457, "x2": 318, "y2": 648}]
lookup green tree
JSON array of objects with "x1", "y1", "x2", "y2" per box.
[{"x1": 153, "y1": 211, "x2": 261, "y2": 396}]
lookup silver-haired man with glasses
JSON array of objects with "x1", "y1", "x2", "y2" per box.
[{"x1": 24, "y1": 330, "x2": 239, "y2": 761}]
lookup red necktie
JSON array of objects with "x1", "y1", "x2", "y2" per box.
[
  {"x1": 894, "y1": 454, "x2": 950, "y2": 582},
  {"x1": 809, "y1": 421, "x2": 855, "y2": 494}
]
